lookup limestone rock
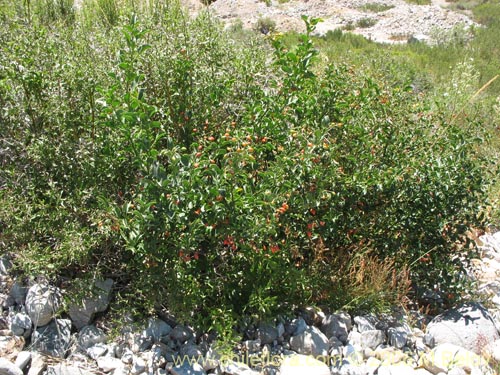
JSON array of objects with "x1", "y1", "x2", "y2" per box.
[
  {"x1": 424, "y1": 303, "x2": 499, "y2": 354},
  {"x1": 9, "y1": 282, "x2": 27, "y2": 306},
  {"x1": 77, "y1": 325, "x2": 107, "y2": 350},
  {"x1": 47, "y1": 364, "x2": 96, "y2": 375},
  {"x1": 374, "y1": 347, "x2": 408, "y2": 366},
  {"x1": 484, "y1": 338, "x2": 500, "y2": 362},
  {"x1": 290, "y1": 326, "x2": 329, "y2": 357},
  {"x1": 321, "y1": 313, "x2": 351, "y2": 343},
  {"x1": 377, "y1": 363, "x2": 417, "y2": 375},
  {"x1": 0, "y1": 257, "x2": 12, "y2": 276},
  {"x1": 360, "y1": 330, "x2": 386, "y2": 350},
  {"x1": 68, "y1": 279, "x2": 113, "y2": 330},
  {"x1": 387, "y1": 326, "x2": 408, "y2": 349},
  {"x1": 9, "y1": 312, "x2": 32, "y2": 338},
  {"x1": 286, "y1": 318, "x2": 308, "y2": 337},
  {"x1": 243, "y1": 339, "x2": 261, "y2": 354},
  {"x1": 0, "y1": 358, "x2": 23, "y2": 375},
  {"x1": 343, "y1": 344, "x2": 364, "y2": 366},
  {"x1": 421, "y1": 343, "x2": 494, "y2": 375},
  {"x1": 14, "y1": 351, "x2": 31, "y2": 371},
  {"x1": 86, "y1": 343, "x2": 108, "y2": 359},
  {"x1": 354, "y1": 316, "x2": 377, "y2": 333},
  {"x1": 365, "y1": 357, "x2": 381, "y2": 374},
  {"x1": 0, "y1": 335, "x2": 25, "y2": 362},
  {"x1": 257, "y1": 323, "x2": 279, "y2": 345},
  {"x1": 96, "y1": 356, "x2": 124, "y2": 373},
  {"x1": 27, "y1": 353, "x2": 47, "y2": 375},
  {"x1": 220, "y1": 360, "x2": 258, "y2": 375},
  {"x1": 142, "y1": 318, "x2": 172, "y2": 342},
  {"x1": 170, "y1": 325, "x2": 194, "y2": 344},
  {"x1": 25, "y1": 283, "x2": 61, "y2": 327},
  {"x1": 171, "y1": 362, "x2": 207, "y2": 375},
  {"x1": 31, "y1": 319, "x2": 71, "y2": 358},
  {"x1": 130, "y1": 356, "x2": 146, "y2": 375}
]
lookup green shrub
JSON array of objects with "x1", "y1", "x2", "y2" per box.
[
  {"x1": 359, "y1": 3, "x2": 395, "y2": 12},
  {"x1": 255, "y1": 16, "x2": 276, "y2": 34},
  {"x1": 405, "y1": 0, "x2": 431, "y2": 4},
  {"x1": 356, "y1": 17, "x2": 378, "y2": 28},
  {"x1": 0, "y1": 3, "x2": 492, "y2": 345}
]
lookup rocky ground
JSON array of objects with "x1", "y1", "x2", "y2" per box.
[
  {"x1": 183, "y1": 0, "x2": 476, "y2": 44},
  {"x1": 73, "y1": 0, "x2": 476, "y2": 44},
  {"x1": 2, "y1": 230, "x2": 500, "y2": 375}
]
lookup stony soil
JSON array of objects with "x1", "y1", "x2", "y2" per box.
[{"x1": 184, "y1": 0, "x2": 476, "y2": 43}]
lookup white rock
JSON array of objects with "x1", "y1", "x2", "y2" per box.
[
  {"x1": 289, "y1": 326, "x2": 330, "y2": 357},
  {"x1": 421, "y1": 343, "x2": 494, "y2": 375},
  {"x1": 387, "y1": 326, "x2": 408, "y2": 349},
  {"x1": 413, "y1": 369, "x2": 433, "y2": 375},
  {"x1": 131, "y1": 356, "x2": 146, "y2": 375},
  {"x1": 257, "y1": 323, "x2": 279, "y2": 345},
  {"x1": 365, "y1": 357, "x2": 381, "y2": 375},
  {"x1": 484, "y1": 339, "x2": 500, "y2": 362},
  {"x1": 0, "y1": 358, "x2": 23, "y2": 375},
  {"x1": 68, "y1": 279, "x2": 113, "y2": 330},
  {"x1": 169, "y1": 325, "x2": 194, "y2": 343},
  {"x1": 86, "y1": 343, "x2": 108, "y2": 359},
  {"x1": 142, "y1": 318, "x2": 172, "y2": 342},
  {"x1": 9, "y1": 282, "x2": 27, "y2": 305},
  {"x1": 14, "y1": 351, "x2": 31, "y2": 371},
  {"x1": 9, "y1": 312, "x2": 32, "y2": 338},
  {"x1": 354, "y1": 316, "x2": 377, "y2": 333},
  {"x1": 424, "y1": 303, "x2": 499, "y2": 354},
  {"x1": 360, "y1": 330, "x2": 386, "y2": 350},
  {"x1": 288, "y1": 317, "x2": 308, "y2": 336},
  {"x1": 27, "y1": 353, "x2": 46, "y2": 375},
  {"x1": 31, "y1": 319, "x2": 71, "y2": 358},
  {"x1": 47, "y1": 364, "x2": 95, "y2": 375},
  {"x1": 171, "y1": 362, "x2": 207, "y2": 375},
  {"x1": 378, "y1": 363, "x2": 416, "y2": 375},
  {"x1": 121, "y1": 348, "x2": 134, "y2": 364},
  {"x1": 347, "y1": 330, "x2": 363, "y2": 347},
  {"x1": 243, "y1": 339, "x2": 261, "y2": 354},
  {"x1": 280, "y1": 354, "x2": 330, "y2": 375},
  {"x1": 220, "y1": 360, "x2": 258, "y2": 375},
  {"x1": 78, "y1": 325, "x2": 107, "y2": 350},
  {"x1": 0, "y1": 257, "x2": 12, "y2": 275},
  {"x1": 321, "y1": 313, "x2": 351, "y2": 343},
  {"x1": 343, "y1": 344, "x2": 364, "y2": 366},
  {"x1": 25, "y1": 283, "x2": 61, "y2": 327},
  {"x1": 97, "y1": 356, "x2": 124, "y2": 373},
  {"x1": 374, "y1": 347, "x2": 408, "y2": 365},
  {"x1": 338, "y1": 362, "x2": 367, "y2": 375}
]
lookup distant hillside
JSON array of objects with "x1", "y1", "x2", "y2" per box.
[{"x1": 184, "y1": 0, "x2": 475, "y2": 43}]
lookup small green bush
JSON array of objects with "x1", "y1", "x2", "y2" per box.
[
  {"x1": 255, "y1": 16, "x2": 276, "y2": 34},
  {"x1": 359, "y1": 3, "x2": 395, "y2": 12},
  {"x1": 356, "y1": 17, "x2": 378, "y2": 28},
  {"x1": 405, "y1": 0, "x2": 431, "y2": 4}
]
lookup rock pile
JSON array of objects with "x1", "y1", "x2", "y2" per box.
[
  {"x1": 200, "y1": 0, "x2": 476, "y2": 44},
  {"x1": 1, "y1": 231, "x2": 500, "y2": 375}
]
